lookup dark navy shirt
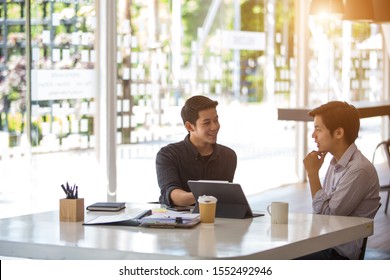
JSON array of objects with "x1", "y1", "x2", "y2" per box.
[{"x1": 156, "y1": 135, "x2": 237, "y2": 206}]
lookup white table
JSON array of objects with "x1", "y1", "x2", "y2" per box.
[
  {"x1": 0, "y1": 204, "x2": 373, "y2": 260},
  {"x1": 277, "y1": 100, "x2": 390, "y2": 122}
]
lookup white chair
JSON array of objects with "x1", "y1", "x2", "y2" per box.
[{"x1": 372, "y1": 140, "x2": 390, "y2": 214}]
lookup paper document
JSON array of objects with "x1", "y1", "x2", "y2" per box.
[
  {"x1": 84, "y1": 213, "x2": 136, "y2": 224},
  {"x1": 83, "y1": 209, "x2": 151, "y2": 226}
]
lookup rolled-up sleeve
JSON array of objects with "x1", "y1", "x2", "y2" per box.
[
  {"x1": 156, "y1": 147, "x2": 182, "y2": 205},
  {"x1": 312, "y1": 188, "x2": 331, "y2": 214}
]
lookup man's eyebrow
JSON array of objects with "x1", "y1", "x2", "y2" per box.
[{"x1": 200, "y1": 115, "x2": 218, "y2": 121}]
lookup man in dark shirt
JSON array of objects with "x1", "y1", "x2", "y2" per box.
[{"x1": 156, "y1": 95, "x2": 237, "y2": 206}]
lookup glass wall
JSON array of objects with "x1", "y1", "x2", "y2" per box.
[
  {"x1": 114, "y1": 0, "x2": 299, "y2": 202},
  {"x1": 307, "y1": 13, "x2": 385, "y2": 104},
  {"x1": 307, "y1": 9, "x2": 388, "y2": 178},
  {"x1": 0, "y1": 0, "x2": 101, "y2": 217},
  {"x1": 29, "y1": 1, "x2": 96, "y2": 151},
  {"x1": 1, "y1": 1, "x2": 96, "y2": 151},
  {"x1": 113, "y1": 0, "x2": 389, "y2": 202},
  {"x1": 0, "y1": 0, "x2": 388, "y2": 217}
]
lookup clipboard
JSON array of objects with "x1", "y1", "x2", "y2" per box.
[{"x1": 139, "y1": 212, "x2": 200, "y2": 228}]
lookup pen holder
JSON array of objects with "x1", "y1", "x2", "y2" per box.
[{"x1": 60, "y1": 198, "x2": 84, "y2": 222}]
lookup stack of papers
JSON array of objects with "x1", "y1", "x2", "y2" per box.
[
  {"x1": 83, "y1": 209, "x2": 151, "y2": 226},
  {"x1": 83, "y1": 209, "x2": 200, "y2": 229}
]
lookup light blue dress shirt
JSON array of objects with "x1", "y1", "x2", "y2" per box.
[{"x1": 313, "y1": 143, "x2": 380, "y2": 259}]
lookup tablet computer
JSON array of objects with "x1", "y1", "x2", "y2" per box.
[{"x1": 188, "y1": 180, "x2": 264, "y2": 219}]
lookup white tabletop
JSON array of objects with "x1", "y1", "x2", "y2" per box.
[{"x1": 0, "y1": 204, "x2": 373, "y2": 259}]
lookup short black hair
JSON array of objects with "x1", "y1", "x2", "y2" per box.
[
  {"x1": 181, "y1": 95, "x2": 218, "y2": 125},
  {"x1": 309, "y1": 101, "x2": 360, "y2": 145}
]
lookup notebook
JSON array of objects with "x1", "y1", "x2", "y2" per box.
[
  {"x1": 187, "y1": 180, "x2": 264, "y2": 219},
  {"x1": 86, "y1": 202, "x2": 126, "y2": 212}
]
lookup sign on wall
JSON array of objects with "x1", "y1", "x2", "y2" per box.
[
  {"x1": 31, "y1": 69, "x2": 96, "y2": 101},
  {"x1": 222, "y1": 30, "x2": 265, "y2": 51}
]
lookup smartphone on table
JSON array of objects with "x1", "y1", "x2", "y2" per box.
[{"x1": 166, "y1": 206, "x2": 193, "y2": 212}]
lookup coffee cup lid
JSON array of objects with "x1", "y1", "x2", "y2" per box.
[{"x1": 198, "y1": 195, "x2": 217, "y2": 203}]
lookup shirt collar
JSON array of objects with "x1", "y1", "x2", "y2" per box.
[
  {"x1": 330, "y1": 143, "x2": 357, "y2": 168},
  {"x1": 184, "y1": 134, "x2": 218, "y2": 160}
]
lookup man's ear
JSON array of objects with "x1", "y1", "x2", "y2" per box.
[
  {"x1": 184, "y1": 121, "x2": 194, "y2": 132},
  {"x1": 335, "y1": 127, "x2": 344, "y2": 139}
]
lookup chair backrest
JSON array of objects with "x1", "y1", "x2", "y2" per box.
[
  {"x1": 372, "y1": 140, "x2": 390, "y2": 187},
  {"x1": 382, "y1": 140, "x2": 390, "y2": 169},
  {"x1": 359, "y1": 202, "x2": 382, "y2": 260}
]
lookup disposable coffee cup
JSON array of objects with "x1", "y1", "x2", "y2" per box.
[
  {"x1": 198, "y1": 195, "x2": 217, "y2": 223},
  {"x1": 267, "y1": 202, "x2": 289, "y2": 224}
]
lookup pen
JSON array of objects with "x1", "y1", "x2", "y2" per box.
[
  {"x1": 135, "y1": 209, "x2": 152, "y2": 220},
  {"x1": 66, "y1": 182, "x2": 70, "y2": 198},
  {"x1": 60, "y1": 182, "x2": 79, "y2": 199},
  {"x1": 60, "y1": 184, "x2": 67, "y2": 196}
]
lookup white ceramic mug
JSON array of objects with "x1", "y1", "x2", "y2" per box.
[{"x1": 267, "y1": 202, "x2": 289, "y2": 224}]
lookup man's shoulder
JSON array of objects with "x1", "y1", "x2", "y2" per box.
[
  {"x1": 349, "y1": 147, "x2": 377, "y2": 174},
  {"x1": 216, "y1": 143, "x2": 234, "y2": 150},
  {"x1": 215, "y1": 143, "x2": 237, "y2": 156},
  {"x1": 351, "y1": 147, "x2": 372, "y2": 164},
  {"x1": 158, "y1": 139, "x2": 187, "y2": 154}
]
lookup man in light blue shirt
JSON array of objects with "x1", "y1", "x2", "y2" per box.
[{"x1": 299, "y1": 101, "x2": 380, "y2": 260}]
